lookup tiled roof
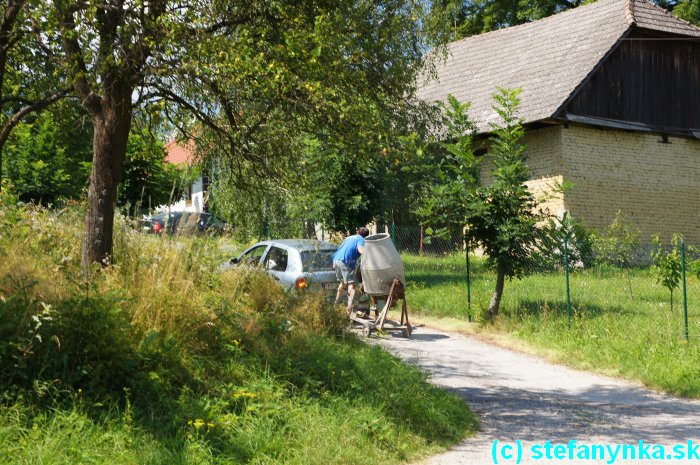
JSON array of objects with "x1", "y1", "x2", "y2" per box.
[
  {"x1": 165, "y1": 139, "x2": 195, "y2": 165},
  {"x1": 417, "y1": 0, "x2": 700, "y2": 132}
]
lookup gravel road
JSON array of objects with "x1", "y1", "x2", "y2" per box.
[{"x1": 374, "y1": 326, "x2": 700, "y2": 465}]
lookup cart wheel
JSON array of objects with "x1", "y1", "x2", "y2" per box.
[
  {"x1": 402, "y1": 326, "x2": 412, "y2": 339},
  {"x1": 362, "y1": 325, "x2": 372, "y2": 338}
]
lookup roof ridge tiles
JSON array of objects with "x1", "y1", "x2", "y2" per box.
[
  {"x1": 632, "y1": 0, "x2": 700, "y2": 32},
  {"x1": 446, "y1": 0, "x2": 627, "y2": 46}
]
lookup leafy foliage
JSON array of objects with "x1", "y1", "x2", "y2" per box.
[
  {"x1": 593, "y1": 211, "x2": 641, "y2": 268},
  {"x1": 660, "y1": 0, "x2": 700, "y2": 24},
  {"x1": 414, "y1": 95, "x2": 479, "y2": 237},
  {"x1": 533, "y1": 212, "x2": 595, "y2": 271},
  {"x1": 0, "y1": 0, "x2": 69, "y2": 185},
  {"x1": 592, "y1": 211, "x2": 640, "y2": 298},
  {"x1": 2, "y1": 109, "x2": 91, "y2": 204},
  {"x1": 117, "y1": 128, "x2": 184, "y2": 214},
  {"x1": 2, "y1": 110, "x2": 185, "y2": 212},
  {"x1": 651, "y1": 234, "x2": 684, "y2": 311}
]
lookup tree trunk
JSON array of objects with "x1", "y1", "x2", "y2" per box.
[
  {"x1": 305, "y1": 220, "x2": 316, "y2": 239},
  {"x1": 486, "y1": 265, "x2": 506, "y2": 320},
  {"x1": 81, "y1": 104, "x2": 131, "y2": 270},
  {"x1": 419, "y1": 225, "x2": 424, "y2": 256},
  {"x1": 670, "y1": 289, "x2": 674, "y2": 313}
]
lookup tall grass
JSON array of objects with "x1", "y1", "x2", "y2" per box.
[
  {"x1": 0, "y1": 193, "x2": 477, "y2": 465},
  {"x1": 402, "y1": 252, "x2": 700, "y2": 397}
]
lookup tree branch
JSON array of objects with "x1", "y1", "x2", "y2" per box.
[
  {"x1": 54, "y1": 4, "x2": 102, "y2": 116},
  {"x1": 0, "y1": 88, "x2": 69, "y2": 148},
  {"x1": 151, "y1": 85, "x2": 226, "y2": 136}
]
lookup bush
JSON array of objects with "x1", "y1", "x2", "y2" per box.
[
  {"x1": 531, "y1": 212, "x2": 595, "y2": 272},
  {"x1": 592, "y1": 210, "x2": 640, "y2": 267}
]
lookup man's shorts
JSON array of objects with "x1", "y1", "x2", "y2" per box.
[{"x1": 334, "y1": 259, "x2": 358, "y2": 284}]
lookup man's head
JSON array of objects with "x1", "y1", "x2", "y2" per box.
[{"x1": 357, "y1": 227, "x2": 369, "y2": 238}]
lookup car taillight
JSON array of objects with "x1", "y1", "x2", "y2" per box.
[
  {"x1": 153, "y1": 222, "x2": 162, "y2": 233},
  {"x1": 295, "y1": 277, "x2": 308, "y2": 289}
]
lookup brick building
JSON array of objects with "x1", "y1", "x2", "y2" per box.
[{"x1": 418, "y1": 0, "x2": 700, "y2": 244}]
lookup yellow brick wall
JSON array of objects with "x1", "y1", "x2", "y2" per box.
[
  {"x1": 479, "y1": 125, "x2": 566, "y2": 219},
  {"x1": 561, "y1": 125, "x2": 700, "y2": 245}
]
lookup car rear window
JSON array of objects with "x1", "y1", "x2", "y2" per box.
[{"x1": 300, "y1": 250, "x2": 336, "y2": 272}]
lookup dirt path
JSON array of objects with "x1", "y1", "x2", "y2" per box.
[{"x1": 374, "y1": 326, "x2": 700, "y2": 465}]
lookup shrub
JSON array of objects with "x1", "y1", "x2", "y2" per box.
[{"x1": 532, "y1": 211, "x2": 595, "y2": 272}]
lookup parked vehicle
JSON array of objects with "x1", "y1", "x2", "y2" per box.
[
  {"x1": 224, "y1": 239, "x2": 339, "y2": 292},
  {"x1": 141, "y1": 212, "x2": 226, "y2": 235}
]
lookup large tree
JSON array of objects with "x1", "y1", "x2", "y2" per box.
[
  {"x1": 34, "y1": 0, "x2": 437, "y2": 268},
  {"x1": 164, "y1": 2, "x2": 440, "y2": 235}
]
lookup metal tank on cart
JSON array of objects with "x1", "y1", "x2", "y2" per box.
[{"x1": 354, "y1": 233, "x2": 411, "y2": 338}]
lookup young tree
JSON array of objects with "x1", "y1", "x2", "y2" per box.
[
  {"x1": 593, "y1": 210, "x2": 640, "y2": 299},
  {"x1": 466, "y1": 88, "x2": 540, "y2": 319},
  {"x1": 651, "y1": 234, "x2": 683, "y2": 312},
  {"x1": 416, "y1": 88, "x2": 540, "y2": 320},
  {"x1": 534, "y1": 211, "x2": 595, "y2": 272}
]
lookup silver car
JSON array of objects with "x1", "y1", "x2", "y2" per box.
[{"x1": 226, "y1": 239, "x2": 339, "y2": 292}]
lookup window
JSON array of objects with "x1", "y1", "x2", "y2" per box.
[
  {"x1": 265, "y1": 247, "x2": 288, "y2": 272},
  {"x1": 241, "y1": 245, "x2": 267, "y2": 266},
  {"x1": 300, "y1": 250, "x2": 335, "y2": 272}
]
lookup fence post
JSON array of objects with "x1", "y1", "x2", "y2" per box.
[
  {"x1": 564, "y1": 234, "x2": 571, "y2": 328},
  {"x1": 682, "y1": 241, "x2": 689, "y2": 341},
  {"x1": 391, "y1": 223, "x2": 396, "y2": 246},
  {"x1": 466, "y1": 241, "x2": 472, "y2": 322},
  {"x1": 419, "y1": 225, "x2": 424, "y2": 256}
]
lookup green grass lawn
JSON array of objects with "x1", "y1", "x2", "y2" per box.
[{"x1": 402, "y1": 253, "x2": 700, "y2": 398}]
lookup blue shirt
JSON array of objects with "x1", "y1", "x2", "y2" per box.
[{"x1": 332, "y1": 234, "x2": 365, "y2": 268}]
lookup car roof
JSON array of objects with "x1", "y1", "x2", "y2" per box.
[
  {"x1": 257, "y1": 239, "x2": 337, "y2": 251},
  {"x1": 151, "y1": 211, "x2": 213, "y2": 218}
]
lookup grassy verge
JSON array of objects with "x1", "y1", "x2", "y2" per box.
[
  {"x1": 402, "y1": 253, "x2": 700, "y2": 398},
  {"x1": 0, "y1": 197, "x2": 477, "y2": 465}
]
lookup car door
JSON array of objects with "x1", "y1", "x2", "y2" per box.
[{"x1": 263, "y1": 246, "x2": 292, "y2": 286}]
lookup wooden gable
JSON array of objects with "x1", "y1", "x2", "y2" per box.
[{"x1": 562, "y1": 29, "x2": 700, "y2": 134}]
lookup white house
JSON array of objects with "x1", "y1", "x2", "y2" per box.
[{"x1": 163, "y1": 139, "x2": 208, "y2": 213}]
